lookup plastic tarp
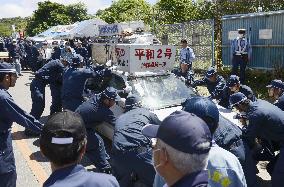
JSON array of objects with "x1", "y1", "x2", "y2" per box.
[
  {"x1": 53, "y1": 19, "x2": 107, "y2": 39},
  {"x1": 28, "y1": 24, "x2": 77, "y2": 41}
]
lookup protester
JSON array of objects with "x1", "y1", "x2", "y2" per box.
[
  {"x1": 142, "y1": 111, "x2": 211, "y2": 187},
  {"x1": 40, "y1": 110, "x2": 119, "y2": 187}
]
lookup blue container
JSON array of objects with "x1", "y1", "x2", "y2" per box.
[{"x1": 222, "y1": 10, "x2": 284, "y2": 69}]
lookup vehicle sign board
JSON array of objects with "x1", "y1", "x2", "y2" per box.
[{"x1": 115, "y1": 44, "x2": 176, "y2": 73}]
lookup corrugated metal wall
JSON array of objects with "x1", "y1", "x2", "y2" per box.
[{"x1": 222, "y1": 10, "x2": 284, "y2": 69}]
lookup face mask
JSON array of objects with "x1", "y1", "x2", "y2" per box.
[
  {"x1": 238, "y1": 34, "x2": 244, "y2": 38},
  {"x1": 152, "y1": 148, "x2": 168, "y2": 171}
]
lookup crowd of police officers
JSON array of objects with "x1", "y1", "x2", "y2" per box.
[{"x1": 0, "y1": 32, "x2": 284, "y2": 187}]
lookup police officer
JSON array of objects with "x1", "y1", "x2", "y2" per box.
[
  {"x1": 179, "y1": 39, "x2": 195, "y2": 70},
  {"x1": 230, "y1": 92, "x2": 284, "y2": 186},
  {"x1": 0, "y1": 62, "x2": 43, "y2": 186},
  {"x1": 183, "y1": 96, "x2": 257, "y2": 187},
  {"x1": 40, "y1": 110, "x2": 119, "y2": 187},
  {"x1": 30, "y1": 58, "x2": 69, "y2": 120},
  {"x1": 218, "y1": 75, "x2": 256, "y2": 108},
  {"x1": 26, "y1": 40, "x2": 40, "y2": 72},
  {"x1": 192, "y1": 67, "x2": 226, "y2": 98},
  {"x1": 83, "y1": 68, "x2": 112, "y2": 99},
  {"x1": 62, "y1": 55, "x2": 99, "y2": 111},
  {"x1": 112, "y1": 95, "x2": 161, "y2": 187},
  {"x1": 75, "y1": 41, "x2": 88, "y2": 61},
  {"x1": 8, "y1": 39, "x2": 22, "y2": 76},
  {"x1": 231, "y1": 29, "x2": 252, "y2": 84},
  {"x1": 75, "y1": 87, "x2": 120, "y2": 173},
  {"x1": 267, "y1": 79, "x2": 284, "y2": 111},
  {"x1": 51, "y1": 41, "x2": 61, "y2": 60}
]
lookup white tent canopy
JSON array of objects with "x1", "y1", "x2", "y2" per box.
[
  {"x1": 52, "y1": 19, "x2": 107, "y2": 39},
  {"x1": 28, "y1": 24, "x2": 77, "y2": 41}
]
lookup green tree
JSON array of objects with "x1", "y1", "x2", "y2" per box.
[
  {"x1": 96, "y1": 0, "x2": 152, "y2": 24},
  {"x1": 26, "y1": 1, "x2": 90, "y2": 36},
  {"x1": 0, "y1": 17, "x2": 28, "y2": 36}
]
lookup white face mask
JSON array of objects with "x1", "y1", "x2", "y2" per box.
[{"x1": 152, "y1": 149, "x2": 163, "y2": 170}]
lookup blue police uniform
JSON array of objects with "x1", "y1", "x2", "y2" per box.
[
  {"x1": 30, "y1": 59, "x2": 65, "y2": 119},
  {"x1": 275, "y1": 93, "x2": 284, "y2": 111},
  {"x1": 82, "y1": 68, "x2": 112, "y2": 98},
  {"x1": 26, "y1": 43, "x2": 40, "y2": 72},
  {"x1": 112, "y1": 102, "x2": 161, "y2": 187},
  {"x1": 8, "y1": 43, "x2": 22, "y2": 75},
  {"x1": 231, "y1": 34, "x2": 252, "y2": 84},
  {"x1": 182, "y1": 96, "x2": 257, "y2": 186},
  {"x1": 172, "y1": 68, "x2": 195, "y2": 85},
  {"x1": 51, "y1": 46, "x2": 61, "y2": 60},
  {"x1": 0, "y1": 63, "x2": 43, "y2": 186},
  {"x1": 43, "y1": 164, "x2": 119, "y2": 187},
  {"x1": 171, "y1": 171, "x2": 208, "y2": 187},
  {"x1": 75, "y1": 93, "x2": 116, "y2": 172},
  {"x1": 179, "y1": 47, "x2": 195, "y2": 70},
  {"x1": 193, "y1": 75, "x2": 226, "y2": 98},
  {"x1": 215, "y1": 115, "x2": 257, "y2": 187},
  {"x1": 218, "y1": 84, "x2": 256, "y2": 109},
  {"x1": 234, "y1": 97, "x2": 284, "y2": 186},
  {"x1": 75, "y1": 46, "x2": 88, "y2": 60},
  {"x1": 62, "y1": 67, "x2": 98, "y2": 111}
]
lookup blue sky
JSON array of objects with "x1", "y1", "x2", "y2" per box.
[{"x1": 0, "y1": 0, "x2": 158, "y2": 18}]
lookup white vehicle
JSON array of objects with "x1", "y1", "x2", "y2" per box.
[{"x1": 94, "y1": 44, "x2": 240, "y2": 139}]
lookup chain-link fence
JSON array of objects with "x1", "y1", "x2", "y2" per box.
[{"x1": 154, "y1": 19, "x2": 214, "y2": 71}]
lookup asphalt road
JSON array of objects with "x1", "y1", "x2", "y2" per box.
[
  {"x1": 9, "y1": 71, "x2": 95, "y2": 187},
  {"x1": 9, "y1": 70, "x2": 272, "y2": 187}
]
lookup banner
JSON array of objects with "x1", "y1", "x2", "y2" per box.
[{"x1": 115, "y1": 44, "x2": 176, "y2": 73}]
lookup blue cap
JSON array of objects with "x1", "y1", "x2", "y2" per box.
[
  {"x1": 266, "y1": 79, "x2": 284, "y2": 90},
  {"x1": 227, "y1": 75, "x2": 240, "y2": 87},
  {"x1": 101, "y1": 87, "x2": 121, "y2": 101},
  {"x1": 0, "y1": 62, "x2": 17, "y2": 74},
  {"x1": 181, "y1": 60, "x2": 191, "y2": 65},
  {"x1": 125, "y1": 94, "x2": 142, "y2": 108},
  {"x1": 182, "y1": 96, "x2": 219, "y2": 124},
  {"x1": 229, "y1": 92, "x2": 248, "y2": 107},
  {"x1": 206, "y1": 67, "x2": 216, "y2": 78},
  {"x1": 142, "y1": 111, "x2": 212, "y2": 154}
]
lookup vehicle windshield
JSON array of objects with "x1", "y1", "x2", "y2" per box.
[{"x1": 128, "y1": 74, "x2": 197, "y2": 110}]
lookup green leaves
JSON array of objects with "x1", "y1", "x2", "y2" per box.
[
  {"x1": 96, "y1": 0, "x2": 152, "y2": 24},
  {"x1": 26, "y1": 1, "x2": 90, "y2": 36}
]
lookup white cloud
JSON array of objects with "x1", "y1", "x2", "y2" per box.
[
  {"x1": 0, "y1": 0, "x2": 111, "y2": 18},
  {"x1": 0, "y1": 0, "x2": 157, "y2": 19}
]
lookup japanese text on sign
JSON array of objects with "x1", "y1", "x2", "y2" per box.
[
  {"x1": 134, "y1": 48, "x2": 173, "y2": 60},
  {"x1": 99, "y1": 24, "x2": 119, "y2": 36},
  {"x1": 115, "y1": 45, "x2": 176, "y2": 73}
]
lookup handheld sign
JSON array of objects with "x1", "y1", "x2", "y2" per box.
[{"x1": 115, "y1": 44, "x2": 176, "y2": 73}]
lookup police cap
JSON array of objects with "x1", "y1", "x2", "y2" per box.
[
  {"x1": 227, "y1": 75, "x2": 240, "y2": 87},
  {"x1": 40, "y1": 110, "x2": 86, "y2": 145},
  {"x1": 229, "y1": 92, "x2": 248, "y2": 107},
  {"x1": 101, "y1": 87, "x2": 121, "y2": 101},
  {"x1": 0, "y1": 62, "x2": 17, "y2": 74},
  {"x1": 206, "y1": 67, "x2": 216, "y2": 78},
  {"x1": 142, "y1": 111, "x2": 212, "y2": 154},
  {"x1": 266, "y1": 79, "x2": 284, "y2": 90}
]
